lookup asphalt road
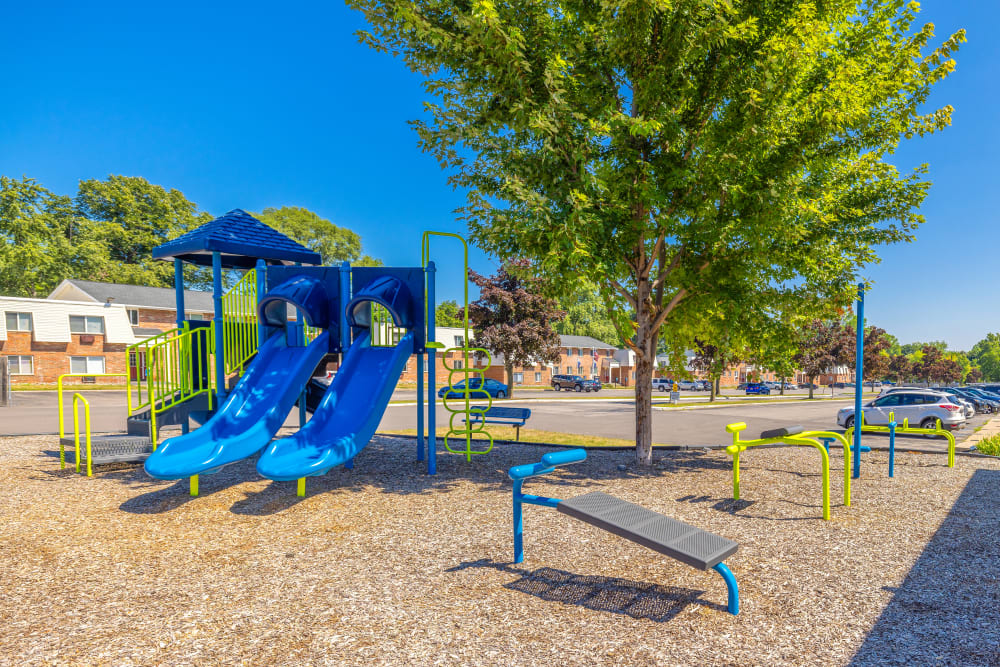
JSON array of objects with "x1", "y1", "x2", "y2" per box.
[{"x1": 2, "y1": 389, "x2": 976, "y2": 454}]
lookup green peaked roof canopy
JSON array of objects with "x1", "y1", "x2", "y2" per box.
[{"x1": 152, "y1": 209, "x2": 322, "y2": 269}]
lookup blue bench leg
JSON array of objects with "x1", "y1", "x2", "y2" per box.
[{"x1": 712, "y1": 562, "x2": 739, "y2": 615}]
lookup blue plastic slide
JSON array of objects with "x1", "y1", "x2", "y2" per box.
[
  {"x1": 144, "y1": 329, "x2": 331, "y2": 480},
  {"x1": 256, "y1": 331, "x2": 414, "y2": 481}
]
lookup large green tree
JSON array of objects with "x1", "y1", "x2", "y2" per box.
[
  {"x1": 253, "y1": 206, "x2": 382, "y2": 267},
  {"x1": 75, "y1": 175, "x2": 211, "y2": 287},
  {"x1": 351, "y1": 0, "x2": 964, "y2": 463},
  {"x1": 0, "y1": 177, "x2": 80, "y2": 296}
]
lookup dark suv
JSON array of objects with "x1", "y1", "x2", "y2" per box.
[{"x1": 551, "y1": 374, "x2": 601, "y2": 392}]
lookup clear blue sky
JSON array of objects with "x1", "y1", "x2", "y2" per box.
[{"x1": 1, "y1": 1, "x2": 996, "y2": 349}]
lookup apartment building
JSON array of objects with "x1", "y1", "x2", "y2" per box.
[{"x1": 0, "y1": 296, "x2": 136, "y2": 385}]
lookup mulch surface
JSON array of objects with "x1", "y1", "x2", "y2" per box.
[{"x1": 2, "y1": 433, "x2": 998, "y2": 666}]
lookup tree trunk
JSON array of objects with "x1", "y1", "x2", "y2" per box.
[
  {"x1": 780, "y1": 376, "x2": 786, "y2": 396},
  {"x1": 709, "y1": 375, "x2": 717, "y2": 402},
  {"x1": 635, "y1": 351, "x2": 654, "y2": 465},
  {"x1": 505, "y1": 362, "x2": 515, "y2": 399},
  {"x1": 808, "y1": 374, "x2": 815, "y2": 400},
  {"x1": 715, "y1": 375, "x2": 722, "y2": 398}
]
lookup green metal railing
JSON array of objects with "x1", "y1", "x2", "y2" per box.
[
  {"x1": 126, "y1": 328, "x2": 183, "y2": 416},
  {"x1": 370, "y1": 302, "x2": 406, "y2": 347},
  {"x1": 147, "y1": 325, "x2": 214, "y2": 449},
  {"x1": 72, "y1": 393, "x2": 93, "y2": 477},
  {"x1": 222, "y1": 268, "x2": 259, "y2": 374}
]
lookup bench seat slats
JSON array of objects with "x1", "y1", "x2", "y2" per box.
[{"x1": 556, "y1": 491, "x2": 738, "y2": 570}]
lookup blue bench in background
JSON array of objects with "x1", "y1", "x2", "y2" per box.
[{"x1": 466, "y1": 406, "x2": 531, "y2": 441}]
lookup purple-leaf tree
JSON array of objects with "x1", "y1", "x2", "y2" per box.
[{"x1": 469, "y1": 261, "x2": 565, "y2": 399}]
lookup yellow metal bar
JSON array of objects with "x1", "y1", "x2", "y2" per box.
[
  {"x1": 190, "y1": 475, "x2": 199, "y2": 496},
  {"x1": 297, "y1": 478, "x2": 305, "y2": 497},
  {"x1": 72, "y1": 393, "x2": 92, "y2": 476},
  {"x1": 57, "y1": 373, "x2": 127, "y2": 439}
]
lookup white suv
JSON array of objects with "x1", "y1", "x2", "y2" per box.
[{"x1": 837, "y1": 390, "x2": 966, "y2": 431}]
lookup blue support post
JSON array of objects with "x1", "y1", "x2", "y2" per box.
[
  {"x1": 174, "y1": 258, "x2": 186, "y2": 329},
  {"x1": 416, "y1": 354, "x2": 425, "y2": 461},
  {"x1": 175, "y1": 258, "x2": 190, "y2": 434},
  {"x1": 255, "y1": 259, "x2": 266, "y2": 347},
  {"x1": 888, "y1": 416, "x2": 896, "y2": 478},
  {"x1": 295, "y1": 262, "x2": 306, "y2": 428},
  {"x1": 853, "y1": 282, "x2": 864, "y2": 479},
  {"x1": 427, "y1": 261, "x2": 437, "y2": 475},
  {"x1": 212, "y1": 251, "x2": 226, "y2": 404},
  {"x1": 339, "y1": 261, "x2": 351, "y2": 351},
  {"x1": 712, "y1": 563, "x2": 740, "y2": 615},
  {"x1": 513, "y1": 479, "x2": 524, "y2": 563}
]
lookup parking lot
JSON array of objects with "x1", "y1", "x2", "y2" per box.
[{"x1": 2, "y1": 388, "x2": 981, "y2": 456}]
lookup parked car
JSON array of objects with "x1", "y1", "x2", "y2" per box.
[
  {"x1": 837, "y1": 390, "x2": 966, "y2": 431},
  {"x1": 652, "y1": 378, "x2": 673, "y2": 392},
  {"x1": 737, "y1": 382, "x2": 749, "y2": 390},
  {"x1": 800, "y1": 382, "x2": 819, "y2": 389},
  {"x1": 438, "y1": 377, "x2": 509, "y2": 399},
  {"x1": 551, "y1": 374, "x2": 600, "y2": 392},
  {"x1": 695, "y1": 380, "x2": 712, "y2": 391},
  {"x1": 745, "y1": 382, "x2": 771, "y2": 395},
  {"x1": 829, "y1": 382, "x2": 847, "y2": 388},
  {"x1": 676, "y1": 380, "x2": 699, "y2": 391},
  {"x1": 947, "y1": 387, "x2": 996, "y2": 414}
]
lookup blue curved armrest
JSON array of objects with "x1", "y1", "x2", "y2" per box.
[{"x1": 508, "y1": 448, "x2": 587, "y2": 481}]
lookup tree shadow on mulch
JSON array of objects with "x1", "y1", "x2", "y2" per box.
[
  {"x1": 849, "y1": 468, "x2": 1000, "y2": 666},
  {"x1": 448, "y1": 558, "x2": 725, "y2": 621},
  {"x1": 118, "y1": 459, "x2": 263, "y2": 514}
]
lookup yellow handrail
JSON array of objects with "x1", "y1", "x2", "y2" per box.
[
  {"x1": 57, "y1": 373, "x2": 128, "y2": 439},
  {"x1": 72, "y1": 393, "x2": 92, "y2": 477}
]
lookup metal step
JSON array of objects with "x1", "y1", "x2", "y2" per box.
[{"x1": 58, "y1": 434, "x2": 154, "y2": 465}]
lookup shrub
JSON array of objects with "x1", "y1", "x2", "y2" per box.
[{"x1": 975, "y1": 433, "x2": 1000, "y2": 456}]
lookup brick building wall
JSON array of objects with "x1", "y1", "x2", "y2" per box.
[{"x1": 0, "y1": 331, "x2": 128, "y2": 386}]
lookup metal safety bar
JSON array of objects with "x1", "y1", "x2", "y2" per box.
[{"x1": 57, "y1": 373, "x2": 128, "y2": 439}]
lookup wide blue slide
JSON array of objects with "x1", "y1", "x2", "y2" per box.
[
  {"x1": 144, "y1": 272, "x2": 337, "y2": 481},
  {"x1": 143, "y1": 329, "x2": 331, "y2": 479},
  {"x1": 255, "y1": 330, "x2": 413, "y2": 481}
]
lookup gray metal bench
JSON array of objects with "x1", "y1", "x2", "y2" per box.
[
  {"x1": 466, "y1": 406, "x2": 531, "y2": 440},
  {"x1": 508, "y1": 449, "x2": 740, "y2": 615}
]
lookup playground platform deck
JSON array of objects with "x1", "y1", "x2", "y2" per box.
[{"x1": 1, "y1": 433, "x2": 998, "y2": 666}]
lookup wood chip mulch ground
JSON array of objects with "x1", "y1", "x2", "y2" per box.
[{"x1": 1, "y1": 433, "x2": 998, "y2": 666}]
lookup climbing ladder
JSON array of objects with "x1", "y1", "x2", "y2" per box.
[{"x1": 421, "y1": 231, "x2": 496, "y2": 461}]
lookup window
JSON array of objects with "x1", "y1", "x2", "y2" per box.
[
  {"x1": 7, "y1": 355, "x2": 33, "y2": 375},
  {"x1": 513, "y1": 373, "x2": 524, "y2": 384},
  {"x1": 69, "y1": 356, "x2": 105, "y2": 374},
  {"x1": 186, "y1": 312, "x2": 205, "y2": 321},
  {"x1": 127, "y1": 309, "x2": 139, "y2": 325},
  {"x1": 535, "y1": 372, "x2": 541, "y2": 382},
  {"x1": 4, "y1": 312, "x2": 32, "y2": 332},
  {"x1": 572, "y1": 348, "x2": 579, "y2": 356},
  {"x1": 69, "y1": 315, "x2": 104, "y2": 334},
  {"x1": 454, "y1": 335, "x2": 465, "y2": 347},
  {"x1": 454, "y1": 360, "x2": 463, "y2": 370},
  {"x1": 566, "y1": 366, "x2": 572, "y2": 374},
  {"x1": 873, "y1": 395, "x2": 901, "y2": 407}
]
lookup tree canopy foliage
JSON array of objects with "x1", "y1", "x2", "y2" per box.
[
  {"x1": 0, "y1": 175, "x2": 382, "y2": 297},
  {"x1": 554, "y1": 282, "x2": 619, "y2": 346},
  {"x1": 351, "y1": 0, "x2": 964, "y2": 463},
  {"x1": 252, "y1": 206, "x2": 382, "y2": 267}
]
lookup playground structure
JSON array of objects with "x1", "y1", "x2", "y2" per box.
[
  {"x1": 56, "y1": 210, "x2": 501, "y2": 495},
  {"x1": 508, "y1": 448, "x2": 740, "y2": 615},
  {"x1": 723, "y1": 422, "x2": 852, "y2": 520}
]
